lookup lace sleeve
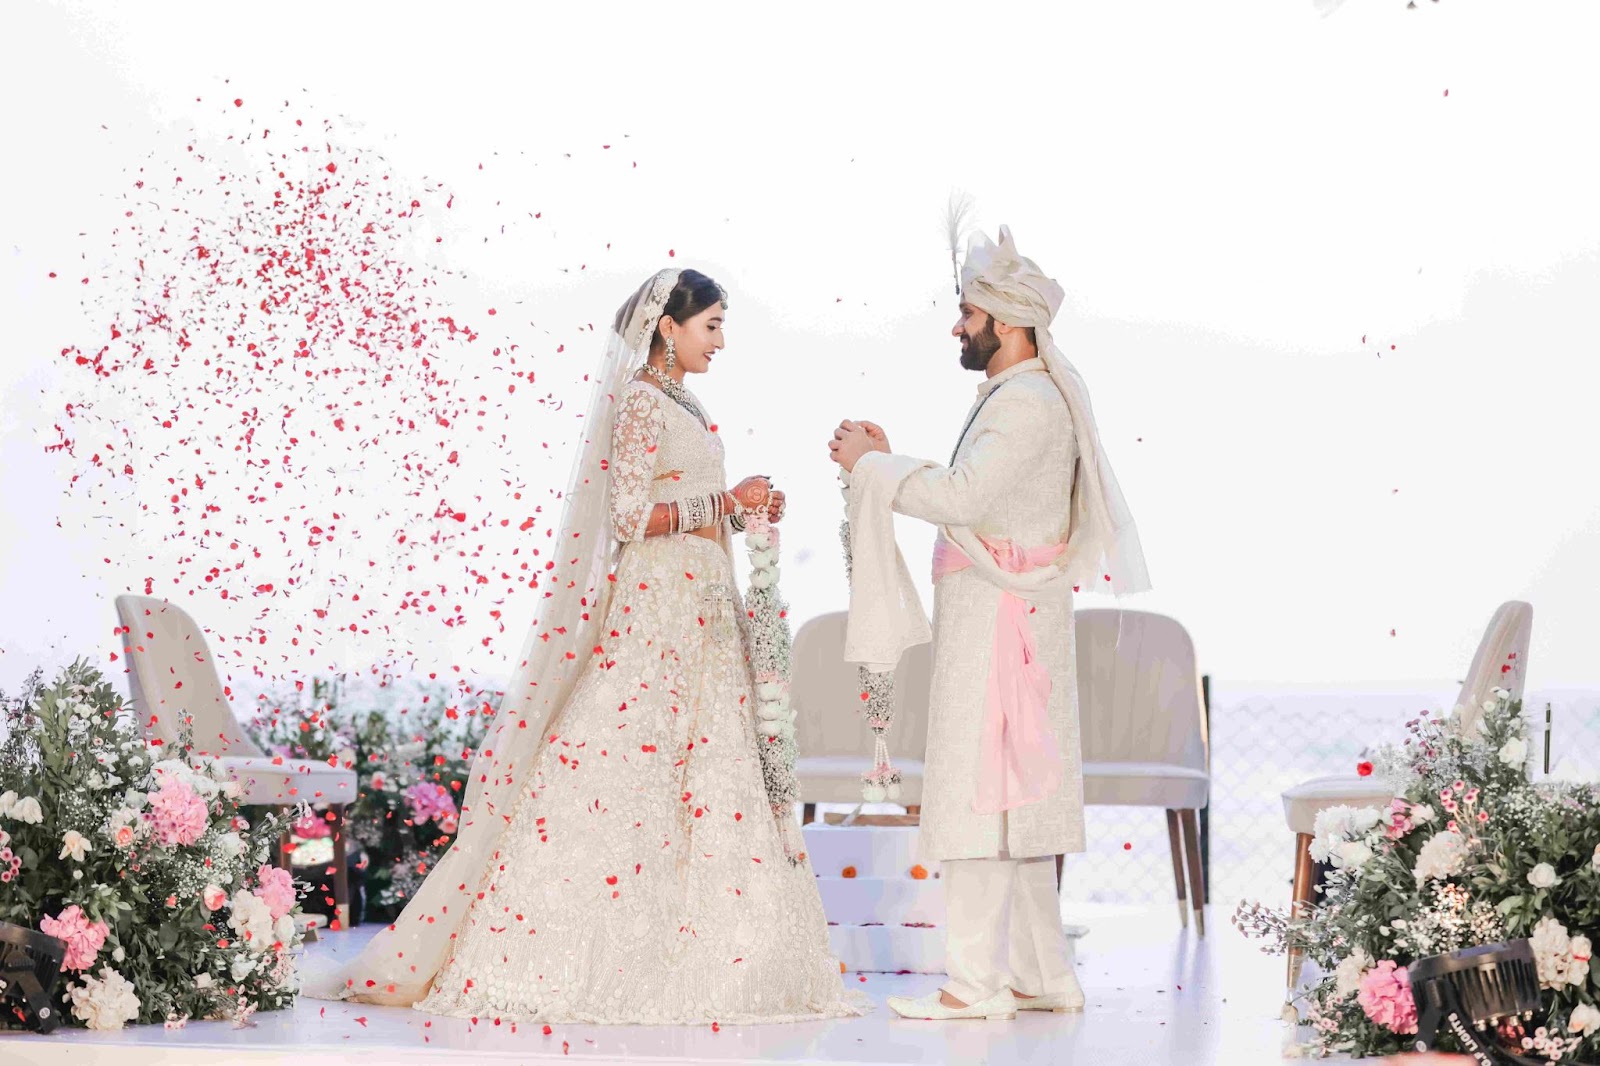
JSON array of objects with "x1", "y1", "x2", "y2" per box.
[{"x1": 609, "y1": 384, "x2": 667, "y2": 542}]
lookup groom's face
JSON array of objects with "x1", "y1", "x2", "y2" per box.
[{"x1": 953, "y1": 303, "x2": 1001, "y2": 371}]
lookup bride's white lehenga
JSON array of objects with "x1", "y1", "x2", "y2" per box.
[{"x1": 400, "y1": 379, "x2": 862, "y2": 1024}]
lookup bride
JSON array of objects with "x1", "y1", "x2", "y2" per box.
[{"x1": 307, "y1": 268, "x2": 865, "y2": 1024}]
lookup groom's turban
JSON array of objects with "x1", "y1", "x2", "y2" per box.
[{"x1": 959, "y1": 225, "x2": 1065, "y2": 331}]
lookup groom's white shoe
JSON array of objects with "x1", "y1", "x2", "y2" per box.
[
  {"x1": 886, "y1": 988, "x2": 1018, "y2": 1021},
  {"x1": 1013, "y1": 972, "x2": 1086, "y2": 1013}
]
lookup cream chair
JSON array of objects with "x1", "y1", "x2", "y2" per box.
[
  {"x1": 791, "y1": 611, "x2": 932, "y2": 822},
  {"x1": 1281, "y1": 600, "x2": 1534, "y2": 986},
  {"x1": 115, "y1": 594, "x2": 359, "y2": 928},
  {"x1": 1077, "y1": 609, "x2": 1211, "y2": 934}
]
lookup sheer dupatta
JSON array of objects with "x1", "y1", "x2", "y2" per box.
[{"x1": 302, "y1": 269, "x2": 682, "y2": 1005}]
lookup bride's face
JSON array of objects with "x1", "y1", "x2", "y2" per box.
[{"x1": 664, "y1": 303, "x2": 726, "y2": 374}]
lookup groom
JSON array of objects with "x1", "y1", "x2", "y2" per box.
[{"x1": 828, "y1": 226, "x2": 1149, "y2": 1021}]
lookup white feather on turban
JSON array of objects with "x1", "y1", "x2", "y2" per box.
[{"x1": 961, "y1": 226, "x2": 1151, "y2": 595}]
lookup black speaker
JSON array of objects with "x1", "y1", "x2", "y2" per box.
[
  {"x1": 1408, "y1": 939, "x2": 1543, "y2": 1065},
  {"x1": 0, "y1": 921, "x2": 69, "y2": 1033}
]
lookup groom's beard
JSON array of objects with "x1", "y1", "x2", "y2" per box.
[{"x1": 958, "y1": 320, "x2": 1001, "y2": 371}]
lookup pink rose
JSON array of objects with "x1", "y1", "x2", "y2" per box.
[
  {"x1": 202, "y1": 884, "x2": 227, "y2": 912},
  {"x1": 253, "y1": 864, "x2": 297, "y2": 921},
  {"x1": 38, "y1": 905, "x2": 110, "y2": 971},
  {"x1": 113, "y1": 824, "x2": 137, "y2": 848},
  {"x1": 439, "y1": 812, "x2": 459, "y2": 836},
  {"x1": 145, "y1": 778, "x2": 209, "y2": 846},
  {"x1": 1357, "y1": 960, "x2": 1418, "y2": 1035}
]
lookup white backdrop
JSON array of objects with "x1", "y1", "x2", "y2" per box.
[{"x1": 2, "y1": 0, "x2": 1597, "y2": 698}]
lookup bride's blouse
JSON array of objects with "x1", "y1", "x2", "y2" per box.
[{"x1": 608, "y1": 379, "x2": 727, "y2": 542}]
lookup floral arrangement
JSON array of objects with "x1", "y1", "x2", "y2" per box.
[
  {"x1": 838, "y1": 506, "x2": 902, "y2": 802},
  {"x1": 741, "y1": 513, "x2": 804, "y2": 859},
  {"x1": 0, "y1": 661, "x2": 303, "y2": 1031},
  {"x1": 1235, "y1": 689, "x2": 1600, "y2": 1060},
  {"x1": 245, "y1": 674, "x2": 484, "y2": 923}
]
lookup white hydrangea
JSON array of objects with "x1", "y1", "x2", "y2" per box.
[
  {"x1": 1331, "y1": 840, "x2": 1375, "y2": 872},
  {"x1": 227, "y1": 889, "x2": 277, "y2": 953},
  {"x1": 1412, "y1": 829, "x2": 1469, "y2": 885},
  {"x1": 1333, "y1": 947, "x2": 1373, "y2": 999},
  {"x1": 67, "y1": 966, "x2": 142, "y2": 1030},
  {"x1": 1313, "y1": 804, "x2": 1384, "y2": 840}
]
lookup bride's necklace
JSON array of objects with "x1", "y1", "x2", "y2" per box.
[{"x1": 641, "y1": 362, "x2": 708, "y2": 427}]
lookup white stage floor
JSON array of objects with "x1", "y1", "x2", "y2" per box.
[{"x1": 1, "y1": 904, "x2": 1297, "y2": 1065}]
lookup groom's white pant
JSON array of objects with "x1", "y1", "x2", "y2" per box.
[{"x1": 940, "y1": 855, "x2": 1074, "y2": 1005}]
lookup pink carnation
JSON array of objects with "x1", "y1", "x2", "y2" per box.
[
  {"x1": 253, "y1": 864, "x2": 298, "y2": 921},
  {"x1": 38, "y1": 905, "x2": 110, "y2": 971},
  {"x1": 1385, "y1": 798, "x2": 1415, "y2": 841},
  {"x1": 405, "y1": 782, "x2": 457, "y2": 825},
  {"x1": 146, "y1": 778, "x2": 209, "y2": 846},
  {"x1": 1357, "y1": 959, "x2": 1418, "y2": 1035}
]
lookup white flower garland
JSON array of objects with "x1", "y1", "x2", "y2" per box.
[
  {"x1": 740, "y1": 513, "x2": 804, "y2": 860},
  {"x1": 839, "y1": 506, "x2": 902, "y2": 803}
]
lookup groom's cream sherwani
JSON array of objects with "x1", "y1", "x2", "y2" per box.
[{"x1": 854, "y1": 356, "x2": 1084, "y2": 863}]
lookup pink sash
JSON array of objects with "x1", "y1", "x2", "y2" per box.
[{"x1": 932, "y1": 535, "x2": 1066, "y2": 814}]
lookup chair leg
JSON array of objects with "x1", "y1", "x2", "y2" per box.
[
  {"x1": 275, "y1": 805, "x2": 295, "y2": 872},
  {"x1": 1287, "y1": 832, "x2": 1316, "y2": 989},
  {"x1": 1165, "y1": 809, "x2": 1189, "y2": 928},
  {"x1": 1054, "y1": 853, "x2": 1064, "y2": 889},
  {"x1": 904, "y1": 805, "x2": 921, "y2": 820},
  {"x1": 1178, "y1": 809, "x2": 1206, "y2": 936},
  {"x1": 330, "y1": 804, "x2": 350, "y2": 931},
  {"x1": 801, "y1": 802, "x2": 816, "y2": 826}
]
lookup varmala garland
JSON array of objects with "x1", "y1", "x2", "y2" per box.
[
  {"x1": 838, "y1": 482, "x2": 903, "y2": 803},
  {"x1": 740, "y1": 510, "x2": 806, "y2": 863}
]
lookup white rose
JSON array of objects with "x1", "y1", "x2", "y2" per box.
[
  {"x1": 748, "y1": 568, "x2": 776, "y2": 590},
  {"x1": 13, "y1": 796, "x2": 43, "y2": 824},
  {"x1": 757, "y1": 719, "x2": 784, "y2": 738},
  {"x1": 122, "y1": 789, "x2": 147, "y2": 811},
  {"x1": 1499, "y1": 737, "x2": 1529, "y2": 766},
  {"x1": 66, "y1": 966, "x2": 141, "y2": 1031},
  {"x1": 112, "y1": 946, "x2": 125, "y2": 963},
  {"x1": 221, "y1": 781, "x2": 243, "y2": 800},
  {"x1": 1482, "y1": 699, "x2": 1498, "y2": 713},
  {"x1": 0, "y1": 790, "x2": 16, "y2": 817},
  {"x1": 60, "y1": 830, "x2": 92, "y2": 862},
  {"x1": 1528, "y1": 863, "x2": 1561, "y2": 890},
  {"x1": 744, "y1": 532, "x2": 772, "y2": 551},
  {"x1": 755, "y1": 682, "x2": 786, "y2": 702},
  {"x1": 1410, "y1": 804, "x2": 1437, "y2": 824},
  {"x1": 215, "y1": 832, "x2": 246, "y2": 860},
  {"x1": 275, "y1": 914, "x2": 296, "y2": 944},
  {"x1": 230, "y1": 955, "x2": 257, "y2": 982},
  {"x1": 1491, "y1": 686, "x2": 1510, "y2": 700},
  {"x1": 1569, "y1": 1002, "x2": 1600, "y2": 1037},
  {"x1": 756, "y1": 700, "x2": 785, "y2": 722},
  {"x1": 194, "y1": 973, "x2": 214, "y2": 989},
  {"x1": 1333, "y1": 948, "x2": 1373, "y2": 999}
]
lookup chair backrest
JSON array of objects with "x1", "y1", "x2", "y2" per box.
[
  {"x1": 1455, "y1": 600, "x2": 1534, "y2": 710},
  {"x1": 790, "y1": 611, "x2": 931, "y2": 759},
  {"x1": 114, "y1": 594, "x2": 263, "y2": 757},
  {"x1": 1074, "y1": 608, "x2": 1207, "y2": 773}
]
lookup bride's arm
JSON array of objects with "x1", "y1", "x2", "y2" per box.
[{"x1": 609, "y1": 386, "x2": 739, "y2": 540}]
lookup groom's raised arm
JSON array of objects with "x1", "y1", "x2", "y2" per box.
[{"x1": 884, "y1": 389, "x2": 1049, "y2": 528}]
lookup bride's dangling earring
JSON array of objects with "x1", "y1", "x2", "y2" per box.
[{"x1": 664, "y1": 336, "x2": 677, "y2": 372}]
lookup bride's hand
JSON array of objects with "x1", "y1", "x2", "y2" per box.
[
  {"x1": 857, "y1": 420, "x2": 891, "y2": 452},
  {"x1": 767, "y1": 490, "x2": 786, "y2": 524},
  {"x1": 731, "y1": 476, "x2": 771, "y2": 512}
]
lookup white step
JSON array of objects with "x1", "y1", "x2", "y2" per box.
[
  {"x1": 803, "y1": 823, "x2": 928, "y2": 879},
  {"x1": 817, "y1": 875, "x2": 946, "y2": 925},
  {"x1": 829, "y1": 923, "x2": 946, "y2": 974}
]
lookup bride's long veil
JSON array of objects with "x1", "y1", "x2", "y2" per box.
[{"x1": 304, "y1": 269, "x2": 682, "y2": 1005}]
